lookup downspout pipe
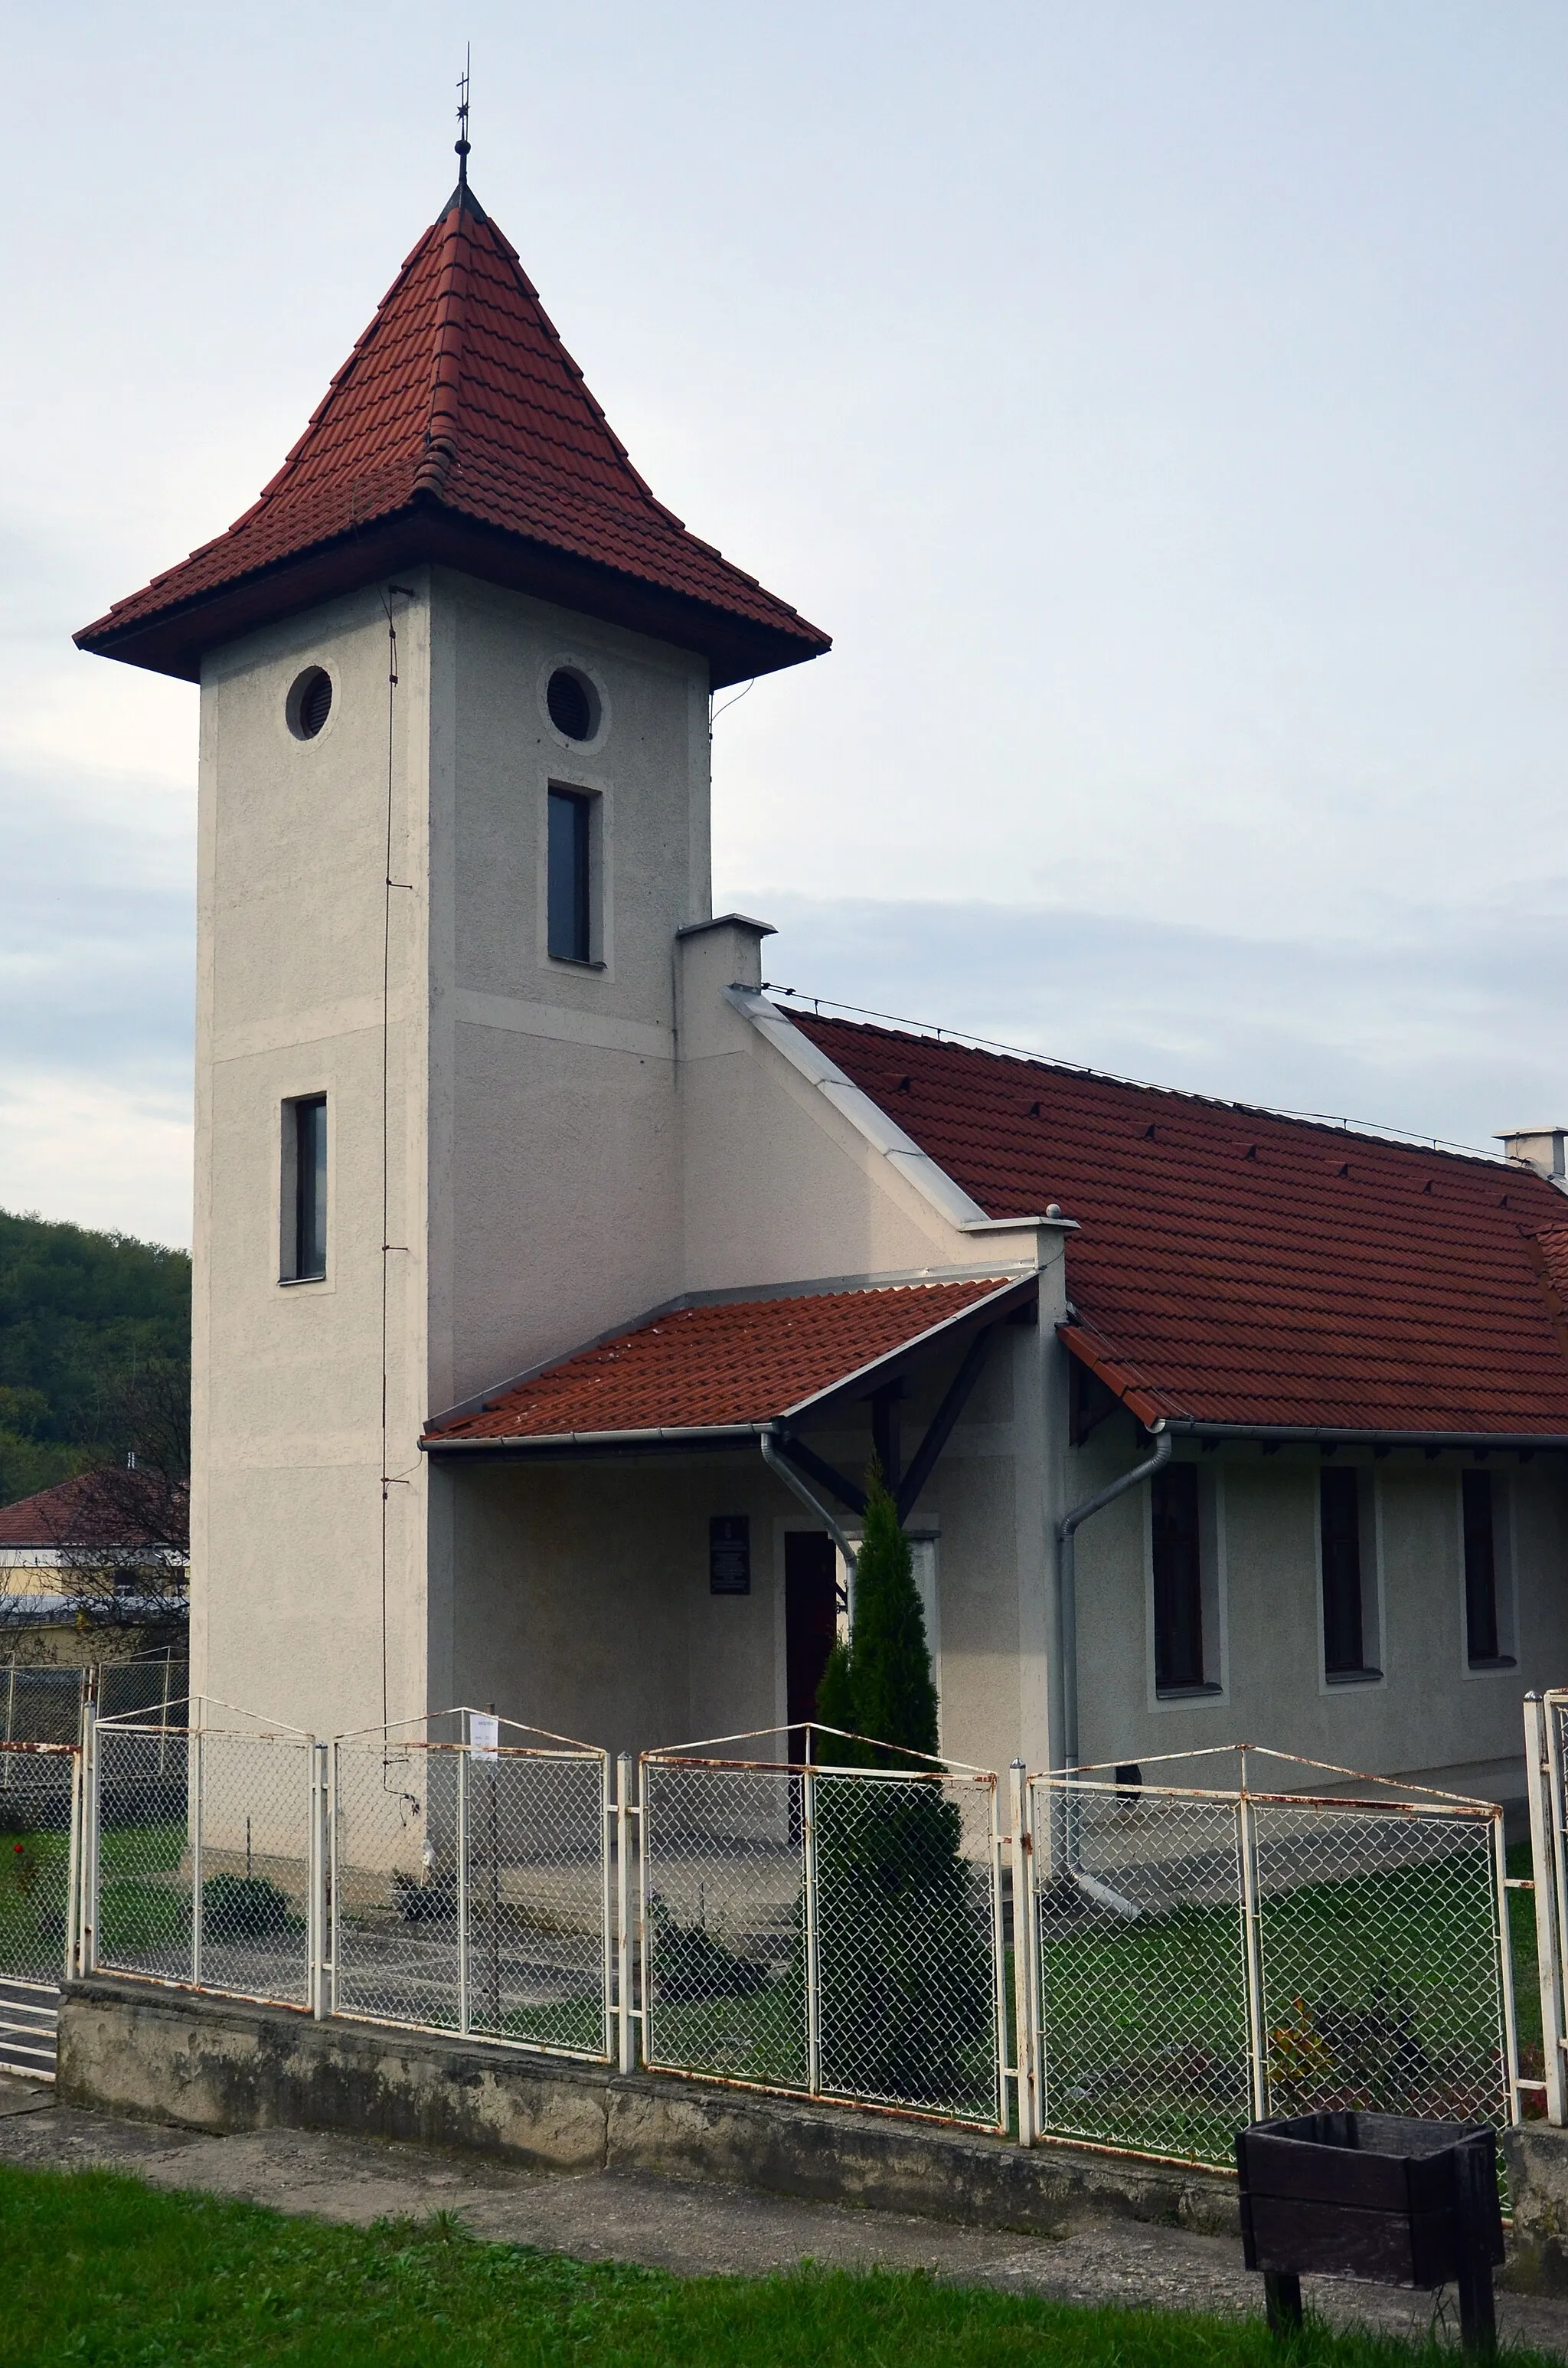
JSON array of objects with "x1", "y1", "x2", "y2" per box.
[
  {"x1": 761, "y1": 1432, "x2": 859, "y2": 1604},
  {"x1": 1057, "y1": 1422, "x2": 1170, "y2": 1774}
]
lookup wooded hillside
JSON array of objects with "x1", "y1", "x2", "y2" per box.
[{"x1": 0, "y1": 1211, "x2": 191, "y2": 1506}]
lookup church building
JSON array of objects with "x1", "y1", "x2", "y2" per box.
[{"x1": 77, "y1": 155, "x2": 1568, "y2": 1803}]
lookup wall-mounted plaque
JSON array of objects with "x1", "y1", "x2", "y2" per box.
[{"x1": 709, "y1": 1514, "x2": 751, "y2": 1594}]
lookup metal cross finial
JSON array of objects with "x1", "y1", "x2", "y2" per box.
[{"x1": 455, "y1": 44, "x2": 472, "y2": 186}]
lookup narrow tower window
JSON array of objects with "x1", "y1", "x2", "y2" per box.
[
  {"x1": 547, "y1": 788, "x2": 593, "y2": 963},
  {"x1": 283, "y1": 1095, "x2": 328, "y2": 1282}
]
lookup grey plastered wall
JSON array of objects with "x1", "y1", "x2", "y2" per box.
[{"x1": 1069, "y1": 1419, "x2": 1568, "y2": 1793}]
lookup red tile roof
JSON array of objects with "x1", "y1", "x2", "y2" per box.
[
  {"x1": 790, "y1": 1012, "x2": 1568, "y2": 1438},
  {"x1": 424, "y1": 1279, "x2": 1014, "y2": 1445},
  {"x1": 0, "y1": 1473, "x2": 105, "y2": 1547},
  {"x1": 77, "y1": 183, "x2": 829, "y2": 688}
]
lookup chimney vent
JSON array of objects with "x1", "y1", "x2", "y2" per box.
[{"x1": 1497, "y1": 1127, "x2": 1568, "y2": 1182}]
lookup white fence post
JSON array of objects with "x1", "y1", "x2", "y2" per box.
[
  {"x1": 328, "y1": 1742, "x2": 341, "y2": 2018},
  {"x1": 1492, "y1": 1804, "x2": 1525, "y2": 2125},
  {"x1": 309, "y1": 1740, "x2": 328, "y2": 2021},
  {"x1": 1237, "y1": 1789, "x2": 1269, "y2": 2125},
  {"x1": 802, "y1": 1761, "x2": 821, "y2": 2098},
  {"x1": 190, "y1": 1727, "x2": 204, "y2": 1989},
  {"x1": 1526, "y1": 1693, "x2": 1566, "y2": 2124},
  {"x1": 616, "y1": 1752, "x2": 635, "y2": 2073},
  {"x1": 68, "y1": 1706, "x2": 94, "y2": 1980},
  {"x1": 1008, "y1": 1761, "x2": 1038, "y2": 2144},
  {"x1": 456, "y1": 1742, "x2": 470, "y2": 2038}
]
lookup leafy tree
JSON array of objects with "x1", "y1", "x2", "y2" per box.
[
  {"x1": 811, "y1": 1470, "x2": 991, "y2": 2110},
  {"x1": 0, "y1": 1211, "x2": 190, "y2": 1506}
]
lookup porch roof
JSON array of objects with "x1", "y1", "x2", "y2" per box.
[{"x1": 421, "y1": 1274, "x2": 1027, "y2": 1454}]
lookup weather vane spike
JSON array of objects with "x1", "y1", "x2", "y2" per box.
[{"x1": 456, "y1": 44, "x2": 472, "y2": 187}]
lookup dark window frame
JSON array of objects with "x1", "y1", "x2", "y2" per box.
[
  {"x1": 1151, "y1": 1462, "x2": 1217, "y2": 1697},
  {"x1": 1462, "y1": 1468, "x2": 1514, "y2": 1668},
  {"x1": 282, "y1": 1094, "x2": 328, "y2": 1284},
  {"x1": 1319, "y1": 1466, "x2": 1380, "y2": 1682},
  {"x1": 547, "y1": 786, "x2": 596, "y2": 966}
]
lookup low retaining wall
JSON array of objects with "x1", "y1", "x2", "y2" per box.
[
  {"x1": 59, "y1": 1978, "x2": 1240, "y2": 2239},
  {"x1": 1504, "y1": 2125, "x2": 1568, "y2": 2291}
]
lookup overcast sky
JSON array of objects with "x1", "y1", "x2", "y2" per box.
[{"x1": 5, "y1": 2, "x2": 1568, "y2": 1248}]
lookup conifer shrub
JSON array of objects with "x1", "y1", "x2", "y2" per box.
[{"x1": 811, "y1": 1474, "x2": 991, "y2": 2108}]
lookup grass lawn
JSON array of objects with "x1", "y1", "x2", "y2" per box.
[{"x1": 0, "y1": 2160, "x2": 1557, "y2": 2368}]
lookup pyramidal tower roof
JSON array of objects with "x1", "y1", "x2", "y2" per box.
[{"x1": 77, "y1": 179, "x2": 829, "y2": 687}]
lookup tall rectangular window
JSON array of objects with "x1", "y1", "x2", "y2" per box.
[
  {"x1": 547, "y1": 787, "x2": 592, "y2": 963},
  {"x1": 1319, "y1": 1467, "x2": 1365, "y2": 1677},
  {"x1": 284, "y1": 1094, "x2": 327, "y2": 1282},
  {"x1": 1152, "y1": 1463, "x2": 1205, "y2": 1693},
  {"x1": 1463, "y1": 1469, "x2": 1501, "y2": 1664}
]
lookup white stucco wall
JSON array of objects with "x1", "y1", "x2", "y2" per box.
[{"x1": 194, "y1": 567, "x2": 712, "y2": 1742}]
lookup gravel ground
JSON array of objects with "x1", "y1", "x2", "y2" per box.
[{"x1": 1, "y1": 2077, "x2": 1565, "y2": 2355}]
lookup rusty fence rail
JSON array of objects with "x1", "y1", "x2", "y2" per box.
[
  {"x1": 635, "y1": 1728, "x2": 1008, "y2": 2131},
  {"x1": 1022, "y1": 1748, "x2": 1517, "y2": 2173}
]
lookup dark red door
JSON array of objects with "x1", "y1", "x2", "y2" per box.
[{"x1": 785, "y1": 1530, "x2": 838, "y2": 1756}]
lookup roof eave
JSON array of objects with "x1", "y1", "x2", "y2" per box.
[
  {"x1": 75, "y1": 499, "x2": 831, "y2": 689},
  {"x1": 420, "y1": 1422, "x2": 765, "y2": 1461},
  {"x1": 1161, "y1": 1419, "x2": 1568, "y2": 1453}
]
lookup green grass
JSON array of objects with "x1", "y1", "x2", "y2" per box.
[{"x1": 0, "y1": 2160, "x2": 1554, "y2": 2368}]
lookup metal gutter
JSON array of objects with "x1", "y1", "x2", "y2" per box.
[
  {"x1": 1159, "y1": 1421, "x2": 1568, "y2": 1453},
  {"x1": 1057, "y1": 1426, "x2": 1171, "y2": 1775},
  {"x1": 760, "y1": 1434, "x2": 859, "y2": 1591},
  {"x1": 422, "y1": 1423, "x2": 763, "y2": 1457}
]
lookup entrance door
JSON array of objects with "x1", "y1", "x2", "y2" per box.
[{"x1": 785, "y1": 1530, "x2": 838, "y2": 1760}]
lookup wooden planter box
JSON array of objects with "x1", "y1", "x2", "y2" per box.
[{"x1": 1236, "y1": 2112, "x2": 1504, "y2": 2351}]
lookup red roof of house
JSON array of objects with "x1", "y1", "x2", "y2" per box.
[
  {"x1": 0, "y1": 1473, "x2": 104, "y2": 1547},
  {"x1": 424, "y1": 1278, "x2": 1016, "y2": 1445},
  {"x1": 77, "y1": 181, "x2": 829, "y2": 688},
  {"x1": 791, "y1": 1012, "x2": 1568, "y2": 1438}
]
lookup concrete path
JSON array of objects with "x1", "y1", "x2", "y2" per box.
[{"x1": 2, "y1": 2077, "x2": 1566, "y2": 2357}]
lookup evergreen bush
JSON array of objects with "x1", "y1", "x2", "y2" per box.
[{"x1": 811, "y1": 1473, "x2": 991, "y2": 2108}]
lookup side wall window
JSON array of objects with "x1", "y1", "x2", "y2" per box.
[
  {"x1": 1463, "y1": 1469, "x2": 1515, "y2": 1668},
  {"x1": 281, "y1": 1094, "x2": 328, "y2": 1282},
  {"x1": 1318, "y1": 1467, "x2": 1381, "y2": 1683},
  {"x1": 1150, "y1": 1463, "x2": 1223, "y2": 1696},
  {"x1": 547, "y1": 787, "x2": 595, "y2": 963}
]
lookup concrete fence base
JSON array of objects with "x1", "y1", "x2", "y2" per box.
[{"x1": 59, "y1": 1977, "x2": 1240, "y2": 2240}]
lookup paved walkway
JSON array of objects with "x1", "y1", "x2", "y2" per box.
[{"x1": 2, "y1": 2079, "x2": 1566, "y2": 2356}]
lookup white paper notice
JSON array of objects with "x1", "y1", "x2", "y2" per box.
[{"x1": 469, "y1": 1712, "x2": 500, "y2": 1761}]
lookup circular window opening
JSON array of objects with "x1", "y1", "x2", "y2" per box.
[
  {"x1": 287, "y1": 666, "x2": 333, "y2": 741},
  {"x1": 546, "y1": 666, "x2": 599, "y2": 742}
]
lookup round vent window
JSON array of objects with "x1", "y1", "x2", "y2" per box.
[
  {"x1": 546, "y1": 666, "x2": 599, "y2": 742},
  {"x1": 287, "y1": 666, "x2": 333, "y2": 741}
]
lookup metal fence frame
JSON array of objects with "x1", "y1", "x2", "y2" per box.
[
  {"x1": 327, "y1": 1712, "x2": 615, "y2": 2064},
  {"x1": 83, "y1": 1699, "x2": 318, "y2": 2011},
  {"x1": 1023, "y1": 1746, "x2": 1517, "y2": 2169},
  {"x1": 635, "y1": 1725, "x2": 1010, "y2": 2133}
]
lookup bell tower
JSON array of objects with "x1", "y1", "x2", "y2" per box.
[{"x1": 77, "y1": 154, "x2": 828, "y2": 1738}]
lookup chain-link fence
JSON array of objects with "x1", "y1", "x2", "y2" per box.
[
  {"x1": 329, "y1": 1718, "x2": 612, "y2": 2061},
  {"x1": 639, "y1": 1732, "x2": 1005, "y2": 2129},
  {"x1": 1026, "y1": 1750, "x2": 1513, "y2": 2170},
  {"x1": 87, "y1": 1712, "x2": 316, "y2": 2010},
  {"x1": 0, "y1": 1743, "x2": 79, "y2": 1985}
]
